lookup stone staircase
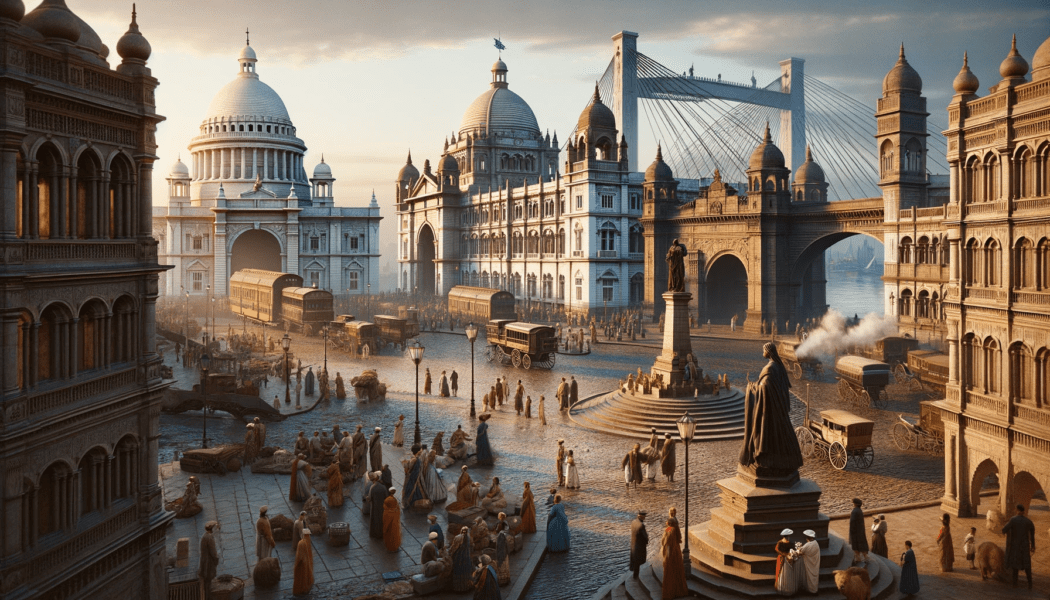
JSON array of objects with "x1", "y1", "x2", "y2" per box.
[{"x1": 568, "y1": 389, "x2": 745, "y2": 442}]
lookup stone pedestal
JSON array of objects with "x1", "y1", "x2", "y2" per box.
[{"x1": 651, "y1": 292, "x2": 693, "y2": 386}]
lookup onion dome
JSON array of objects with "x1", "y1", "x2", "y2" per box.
[
  {"x1": 21, "y1": 0, "x2": 80, "y2": 43},
  {"x1": 205, "y1": 44, "x2": 291, "y2": 123},
  {"x1": 882, "y1": 44, "x2": 923, "y2": 95},
  {"x1": 459, "y1": 59, "x2": 540, "y2": 139},
  {"x1": 0, "y1": 0, "x2": 25, "y2": 22},
  {"x1": 397, "y1": 151, "x2": 419, "y2": 182},
  {"x1": 748, "y1": 123, "x2": 785, "y2": 171},
  {"x1": 577, "y1": 83, "x2": 617, "y2": 132},
  {"x1": 953, "y1": 52, "x2": 980, "y2": 95},
  {"x1": 438, "y1": 153, "x2": 459, "y2": 173},
  {"x1": 116, "y1": 4, "x2": 151, "y2": 63},
  {"x1": 794, "y1": 146, "x2": 825, "y2": 183},
  {"x1": 169, "y1": 157, "x2": 189, "y2": 178},
  {"x1": 644, "y1": 143, "x2": 674, "y2": 182},
  {"x1": 1033, "y1": 34, "x2": 1050, "y2": 81},
  {"x1": 312, "y1": 156, "x2": 332, "y2": 178},
  {"x1": 999, "y1": 34, "x2": 1029, "y2": 79}
]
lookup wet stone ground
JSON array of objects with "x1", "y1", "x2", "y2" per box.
[{"x1": 159, "y1": 324, "x2": 943, "y2": 599}]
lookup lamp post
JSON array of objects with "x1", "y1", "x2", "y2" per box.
[
  {"x1": 408, "y1": 340, "x2": 425, "y2": 449},
  {"x1": 677, "y1": 412, "x2": 696, "y2": 571},
  {"x1": 465, "y1": 323, "x2": 478, "y2": 418},
  {"x1": 322, "y1": 325, "x2": 329, "y2": 373},
  {"x1": 200, "y1": 353, "x2": 211, "y2": 448},
  {"x1": 282, "y1": 333, "x2": 291, "y2": 405}
]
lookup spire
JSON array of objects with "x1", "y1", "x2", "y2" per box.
[
  {"x1": 406, "y1": 150, "x2": 412, "y2": 165},
  {"x1": 763, "y1": 121, "x2": 771, "y2": 142},
  {"x1": 370, "y1": 189, "x2": 378, "y2": 208},
  {"x1": 320, "y1": 153, "x2": 324, "y2": 163},
  {"x1": 217, "y1": 183, "x2": 226, "y2": 199},
  {"x1": 655, "y1": 142, "x2": 663, "y2": 162},
  {"x1": 805, "y1": 144, "x2": 812, "y2": 162},
  {"x1": 593, "y1": 81, "x2": 601, "y2": 103},
  {"x1": 245, "y1": 26, "x2": 249, "y2": 46},
  {"x1": 899, "y1": 43, "x2": 905, "y2": 61}
]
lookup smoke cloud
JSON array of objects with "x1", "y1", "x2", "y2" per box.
[{"x1": 794, "y1": 310, "x2": 899, "y2": 361}]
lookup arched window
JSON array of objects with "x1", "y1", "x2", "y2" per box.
[
  {"x1": 526, "y1": 231, "x2": 539, "y2": 255},
  {"x1": 965, "y1": 238, "x2": 981, "y2": 285},
  {"x1": 1039, "y1": 238, "x2": 1050, "y2": 290},
  {"x1": 542, "y1": 230, "x2": 555, "y2": 255},
  {"x1": 1036, "y1": 348, "x2": 1050, "y2": 408},
  {"x1": 964, "y1": 155, "x2": 982, "y2": 203},
  {"x1": 880, "y1": 140, "x2": 895, "y2": 177},
  {"x1": 629, "y1": 224, "x2": 644, "y2": 254},
  {"x1": 630, "y1": 272, "x2": 644, "y2": 305},
  {"x1": 962, "y1": 333, "x2": 979, "y2": 389},
  {"x1": 985, "y1": 239, "x2": 1001, "y2": 287},
  {"x1": 899, "y1": 289, "x2": 913, "y2": 317},
  {"x1": 916, "y1": 237, "x2": 929, "y2": 264},
  {"x1": 558, "y1": 229, "x2": 565, "y2": 256},
  {"x1": 917, "y1": 290, "x2": 930, "y2": 319},
  {"x1": 1010, "y1": 342, "x2": 1033, "y2": 404},
  {"x1": 38, "y1": 462, "x2": 74, "y2": 536},
  {"x1": 1014, "y1": 238, "x2": 1033, "y2": 289},
  {"x1": 931, "y1": 238, "x2": 940, "y2": 266},
  {"x1": 904, "y1": 138, "x2": 923, "y2": 173},
  {"x1": 986, "y1": 155, "x2": 1000, "y2": 202},
  {"x1": 558, "y1": 275, "x2": 565, "y2": 300},
  {"x1": 984, "y1": 337, "x2": 1001, "y2": 395},
  {"x1": 542, "y1": 274, "x2": 553, "y2": 299},
  {"x1": 1016, "y1": 147, "x2": 1033, "y2": 198},
  {"x1": 898, "y1": 236, "x2": 913, "y2": 264},
  {"x1": 512, "y1": 232, "x2": 523, "y2": 257}
]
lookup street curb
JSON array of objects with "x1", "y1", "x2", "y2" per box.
[
  {"x1": 506, "y1": 531, "x2": 548, "y2": 600},
  {"x1": 825, "y1": 489, "x2": 1000, "y2": 521}
]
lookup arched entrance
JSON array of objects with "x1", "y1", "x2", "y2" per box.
[
  {"x1": 793, "y1": 232, "x2": 885, "y2": 321},
  {"x1": 231, "y1": 229, "x2": 281, "y2": 276},
  {"x1": 706, "y1": 254, "x2": 747, "y2": 323},
  {"x1": 416, "y1": 224, "x2": 436, "y2": 295}
]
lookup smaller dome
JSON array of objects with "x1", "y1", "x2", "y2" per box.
[
  {"x1": 748, "y1": 123, "x2": 785, "y2": 171},
  {"x1": 492, "y1": 59, "x2": 508, "y2": 73},
  {"x1": 169, "y1": 157, "x2": 189, "y2": 178},
  {"x1": 239, "y1": 44, "x2": 257, "y2": 61},
  {"x1": 116, "y1": 5, "x2": 150, "y2": 62},
  {"x1": 438, "y1": 153, "x2": 459, "y2": 173},
  {"x1": 644, "y1": 144, "x2": 674, "y2": 182},
  {"x1": 0, "y1": 0, "x2": 25, "y2": 22},
  {"x1": 577, "y1": 83, "x2": 617, "y2": 132},
  {"x1": 397, "y1": 151, "x2": 419, "y2": 182},
  {"x1": 21, "y1": 0, "x2": 80, "y2": 43},
  {"x1": 313, "y1": 156, "x2": 332, "y2": 178},
  {"x1": 882, "y1": 44, "x2": 923, "y2": 95},
  {"x1": 953, "y1": 52, "x2": 980, "y2": 95},
  {"x1": 794, "y1": 146, "x2": 825, "y2": 184},
  {"x1": 1033, "y1": 34, "x2": 1050, "y2": 80},
  {"x1": 999, "y1": 34, "x2": 1029, "y2": 79}
]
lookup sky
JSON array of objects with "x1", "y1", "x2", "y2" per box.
[{"x1": 68, "y1": 0, "x2": 1049, "y2": 278}]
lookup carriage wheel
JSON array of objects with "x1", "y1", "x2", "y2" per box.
[
  {"x1": 893, "y1": 363, "x2": 909, "y2": 384},
  {"x1": 522, "y1": 354, "x2": 532, "y2": 370},
  {"x1": 868, "y1": 388, "x2": 884, "y2": 409},
  {"x1": 923, "y1": 436, "x2": 944, "y2": 456},
  {"x1": 547, "y1": 353, "x2": 556, "y2": 368},
  {"x1": 511, "y1": 350, "x2": 522, "y2": 368},
  {"x1": 360, "y1": 343, "x2": 371, "y2": 358},
  {"x1": 837, "y1": 379, "x2": 852, "y2": 402},
  {"x1": 795, "y1": 426, "x2": 815, "y2": 458},
  {"x1": 892, "y1": 422, "x2": 915, "y2": 451},
  {"x1": 791, "y1": 362, "x2": 803, "y2": 381},
  {"x1": 853, "y1": 446, "x2": 875, "y2": 469},
  {"x1": 829, "y1": 442, "x2": 848, "y2": 470}
]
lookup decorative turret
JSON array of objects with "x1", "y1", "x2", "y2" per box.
[
  {"x1": 642, "y1": 144, "x2": 678, "y2": 213},
  {"x1": 21, "y1": 0, "x2": 80, "y2": 44},
  {"x1": 437, "y1": 152, "x2": 459, "y2": 188},
  {"x1": 746, "y1": 124, "x2": 791, "y2": 213},
  {"x1": 877, "y1": 44, "x2": 929, "y2": 214},
  {"x1": 116, "y1": 4, "x2": 150, "y2": 64},
  {"x1": 0, "y1": 0, "x2": 25, "y2": 23},
  {"x1": 310, "y1": 155, "x2": 335, "y2": 204},
  {"x1": 574, "y1": 83, "x2": 619, "y2": 163},
  {"x1": 1033, "y1": 33, "x2": 1050, "y2": 81},
  {"x1": 998, "y1": 34, "x2": 1029, "y2": 86},
  {"x1": 792, "y1": 146, "x2": 828, "y2": 203},
  {"x1": 882, "y1": 44, "x2": 922, "y2": 95},
  {"x1": 952, "y1": 52, "x2": 980, "y2": 96},
  {"x1": 396, "y1": 151, "x2": 419, "y2": 202}
]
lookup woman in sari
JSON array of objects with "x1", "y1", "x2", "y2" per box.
[
  {"x1": 325, "y1": 462, "x2": 343, "y2": 507},
  {"x1": 289, "y1": 454, "x2": 312, "y2": 502},
  {"x1": 421, "y1": 446, "x2": 448, "y2": 504},
  {"x1": 546, "y1": 495, "x2": 570, "y2": 552},
  {"x1": 774, "y1": 528, "x2": 799, "y2": 596},
  {"x1": 475, "y1": 414, "x2": 494, "y2": 465},
  {"x1": 519, "y1": 482, "x2": 537, "y2": 534},
  {"x1": 661, "y1": 517, "x2": 689, "y2": 598},
  {"x1": 936, "y1": 513, "x2": 954, "y2": 572},
  {"x1": 292, "y1": 528, "x2": 314, "y2": 594},
  {"x1": 401, "y1": 448, "x2": 428, "y2": 508},
  {"x1": 383, "y1": 487, "x2": 401, "y2": 552}
]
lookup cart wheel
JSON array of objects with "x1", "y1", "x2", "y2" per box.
[
  {"x1": 837, "y1": 379, "x2": 852, "y2": 401},
  {"x1": 795, "y1": 426, "x2": 815, "y2": 458},
  {"x1": 361, "y1": 343, "x2": 370, "y2": 358},
  {"x1": 792, "y1": 362, "x2": 803, "y2": 380},
  {"x1": 543, "y1": 353, "x2": 556, "y2": 369},
  {"x1": 923, "y1": 437, "x2": 944, "y2": 456},
  {"x1": 511, "y1": 350, "x2": 522, "y2": 368},
  {"x1": 854, "y1": 446, "x2": 875, "y2": 469},
  {"x1": 522, "y1": 354, "x2": 532, "y2": 370},
  {"x1": 892, "y1": 422, "x2": 915, "y2": 451},
  {"x1": 829, "y1": 442, "x2": 848, "y2": 470},
  {"x1": 893, "y1": 363, "x2": 908, "y2": 384}
]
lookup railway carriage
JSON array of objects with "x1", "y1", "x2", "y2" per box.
[
  {"x1": 448, "y1": 286, "x2": 517, "y2": 323},
  {"x1": 280, "y1": 287, "x2": 335, "y2": 335},
  {"x1": 373, "y1": 314, "x2": 418, "y2": 351},
  {"x1": 229, "y1": 269, "x2": 303, "y2": 323}
]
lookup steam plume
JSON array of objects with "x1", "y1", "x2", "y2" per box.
[{"x1": 795, "y1": 310, "x2": 898, "y2": 360}]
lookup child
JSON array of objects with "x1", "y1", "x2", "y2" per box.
[{"x1": 964, "y1": 526, "x2": 977, "y2": 570}]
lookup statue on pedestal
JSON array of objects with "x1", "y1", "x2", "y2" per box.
[
  {"x1": 738, "y1": 343, "x2": 803, "y2": 477},
  {"x1": 666, "y1": 239, "x2": 687, "y2": 293}
]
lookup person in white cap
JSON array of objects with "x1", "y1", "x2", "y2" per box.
[
  {"x1": 369, "y1": 427, "x2": 383, "y2": 472},
  {"x1": 421, "y1": 531, "x2": 440, "y2": 564},
  {"x1": 255, "y1": 506, "x2": 275, "y2": 561},
  {"x1": 775, "y1": 528, "x2": 799, "y2": 594},
  {"x1": 798, "y1": 529, "x2": 821, "y2": 594}
]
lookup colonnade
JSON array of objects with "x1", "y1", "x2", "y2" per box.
[
  {"x1": 16, "y1": 160, "x2": 137, "y2": 240},
  {"x1": 192, "y1": 147, "x2": 303, "y2": 182}
]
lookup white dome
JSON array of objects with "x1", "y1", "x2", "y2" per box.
[
  {"x1": 459, "y1": 60, "x2": 540, "y2": 138},
  {"x1": 169, "y1": 158, "x2": 189, "y2": 178},
  {"x1": 313, "y1": 159, "x2": 332, "y2": 178},
  {"x1": 239, "y1": 44, "x2": 256, "y2": 61},
  {"x1": 205, "y1": 46, "x2": 291, "y2": 124}
]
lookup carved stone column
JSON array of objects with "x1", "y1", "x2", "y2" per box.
[
  {"x1": 29, "y1": 321, "x2": 39, "y2": 387},
  {"x1": 0, "y1": 141, "x2": 20, "y2": 238},
  {"x1": 28, "y1": 161, "x2": 38, "y2": 239},
  {"x1": 68, "y1": 166, "x2": 78, "y2": 239},
  {"x1": 70, "y1": 317, "x2": 79, "y2": 378},
  {"x1": 138, "y1": 160, "x2": 153, "y2": 238}
]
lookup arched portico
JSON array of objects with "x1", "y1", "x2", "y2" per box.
[
  {"x1": 416, "y1": 224, "x2": 436, "y2": 295},
  {"x1": 703, "y1": 253, "x2": 748, "y2": 324},
  {"x1": 230, "y1": 228, "x2": 282, "y2": 278}
]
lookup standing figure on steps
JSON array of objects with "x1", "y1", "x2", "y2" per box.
[
  {"x1": 666, "y1": 238, "x2": 687, "y2": 292},
  {"x1": 738, "y1": 343, "x2": 803, "y2": 476},
  {"x1": 661, "y1": 516, "x2": 688, "y2": 597},
  {"x1": 629, "y1": 511, "x2": 648, "y2": 580}
]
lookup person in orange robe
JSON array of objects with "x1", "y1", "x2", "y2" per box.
[
  {"x1": 661, "y1": 518, "x2": 689, "y2": 599},
  {"x1": 383, "y1": 487, "x2": 402, "y2": 552},
  {"x1": 292, "y1": 528, "x2": 314, "y2": 595},
  {"x1": 326, "y1": 462, "x2": 343, "y2": 507},
  {"x1": 519, "y1": 482, "x2": 537, "y2": 534},
  {"x1": 289, "y1": 455, "x2": 301, "y2": 502}
]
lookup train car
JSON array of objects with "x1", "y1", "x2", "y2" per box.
[
  {"x1": 853, "y1": 336, "x2": 919, "y2": 368},
  {"x1": 485, "y1": 320, "x2": 558, "y2": 369},
  {"x1": 448, "y1": 286, "x2": 516, "y2": 324},
  {"x1": 373, "y1": 314, "x2": 418, "y2": 351},
  {"x1": 904, "y1": 349, "x2": 950, "y2": 394},
  {"x1": 280, "y1": 287, "x2": 335, "y2": 335},
  {"x1": 229, "y1": 269, "x2": 303, "y2": 324}
]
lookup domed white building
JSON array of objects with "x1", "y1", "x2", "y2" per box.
[{"x1": 154, "y1": 42, "x2": 381, "y2": 297}]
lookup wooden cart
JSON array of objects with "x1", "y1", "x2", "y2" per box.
[
  {"x1": 795, "y1": 408, "x2": 875, "y2": 470},
  {"x1": 373, "y1": 314, "x2": 419, "y2": 351},
  {"x1": 484, "y1": 320, "x2": 558, "y2": 369},
  {"x1": 835, "y1": 355, "x2": 891, "y2": 409},
  {"x1": 777, "y1": 340, "x2": 825, "y2": 381},
  {"x1": 892, "y1": 400, "x2": 945, "y2": 454}
]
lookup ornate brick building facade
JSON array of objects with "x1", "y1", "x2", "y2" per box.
[{"x1": 0, "y1": 2, "x2": 171, "y2": 597}]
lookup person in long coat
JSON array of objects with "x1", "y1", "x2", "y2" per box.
[
  {"x1": 524, "y1": 395, "x2": 532, "y2": 419},
  {"x1": 659, "y1": 433, "x2": 676, "y2": 482},
  {"x1": 899, "y1": 540, "x2": 920, "y2": 596},
  {"x1": 243, "y1": 424, "x2": 258, "y2": 464},
  {"x1": 352, "y1": 425, "x2": 368, "y2": 479},
  {"x1": 335, "y1": 372, "x2": 346, "y2": 399},
  {"x1": 326, "y1": 462, "x2": 344, "y2": 507},
  {"x1": 798, "y1": 530, "x2": 821, "y2": 594},
  {"x1": 514, "y1": 380, "x2": 525, "y2": 414},
  {"x1": 661, "y1": 517, "x2": 689, "y2": 598},
  {"x1": 439, "y1": 370, "x2": 450, "y2": 397},
  {"x1": 473, "y1": 554, "x2": 502, "y2": 599},
  {"x1": 392, "y1": 415, "x2": 405, "y2": 447},
  {"x1": 1001, "y1": 503, "x2": 1036, "y2": 589},
  {"x1": 450, "y1": 369, "x2": 459, "y2": 396},
  {"x1": 427, "y1": 514, "x2": 445, "y2": 550},
  {"x1": 292, "y1": 511, "x2": 306, "y2": 549},
  {"x1": 556, "y1": 440, "x2": 567, "y2": 487},
  {"x1": 621, "y1": 444, "x2": 644, "y2": 489},
  {"x1": 569, "y1": 376, "x2": 579, "y2": 405},
  {"x1": 424, "y1": 368, "x2": 432, "y2": 394},
  {"x1": 849, "y1": 498, "x2": 869, "y2": 564},
  {"x1": 421, "y1": 447, "x2": 448, "y2": 503},
  {"x1": 255, "y1": 506, "x2": 275, "y2": 561},
  {"x1": 520, "y1": 482, "x2": 537, "y2": 534},
  {"x1": 546, "y1": 495, "x2": 570, "y2": 552},
  {"x1": 450, "y1": 527, "x2": 474, "y2": 592},
  {"x1": 936, "y1": 512, "x2": 954, "y2": 572},
  {"x1": 368, "y1": 473, "x2": 387, "y2": 539},
  {"x1": 304, "y1": 366, "x2": 315, "y2": 396},
  {"x1": 475, "y1": 414, "x2": 494, "y2": 465},
  {"x1": 495, "y1": 529, "x2": 511, "y2": 585},
  {"x1": 629, "y1": 511, "x2": 648, "y2": 579},
  {"x1": 871, "y1": 514, "x2": 889, "y2": 558},
  {"x1": 369, "y1": 427, "x2": 383, "y2": 473},
  {"x1": 292, "y1": 528, "x2": 314, "y2": 594},
  {"x1": 290, "y1": 454, "x2": 312, "y2": 502},
  {"x1": 198, "y1": 522, "x2": 219, "y2": 597},
  {"x1": 401, "y1": 448, "x2": 427, "y2": 508},
  {"x1": 456, "y1": 465, "x2": 474, "y2": 503},
  {"x1": 556, "y1": 378, "x2": 568, "y2": 410},
  {"x1": 383, "y1": 488, "x2": 402, "y2": 552},
  {"x1": 538, "y1": 395, "x2": 547, "y2": 425}
]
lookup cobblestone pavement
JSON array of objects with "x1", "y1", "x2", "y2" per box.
[{"x1": 159, "y1": 323, "x2": 949, "y2": 599}]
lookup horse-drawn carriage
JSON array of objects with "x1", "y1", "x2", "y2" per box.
[
  {"x1": 835, "y1": 355, "x2": 892, "y2": 409},
  {"x1": 892, "y1": 400, "x2": 945, "y2": 454},
  {"x1": 372, "y1": 314, "x2": 419, "y2": 352},
  {"x1": 777, "y1": 340, "x2": 825, "y2": 381},
  {"x1": 484, "y1": 319, "x2": 558, "y2": 369},
  {"x1": 897, "y1": 350, "x2": 950, "y2": 394},
  {"x1": 853, "y1": 336, "x2": 919, "y2": 370},
  {"x1": 795, "y1": 407, "x2": 875, "y2": 470}
]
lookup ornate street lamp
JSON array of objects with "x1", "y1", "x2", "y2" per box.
[
  {"x1": 282, "y1": 333, "x2": 291, "y2": 406},
  {"x1": 407, "y1": 340, "x2": 425, "y2": 449},
  {"x1": 465, "y1": 323, "x2": 478, "y2": 418},
  {"x1": 677, "y1": 412, "x2": 696, "y2": 571},
  {"x1": 200, "y1": 353, "x2": 211, "y2": 448}
]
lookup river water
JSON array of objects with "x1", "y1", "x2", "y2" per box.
[{"x1": 825, "y1": 269, "x2": 884, "y2": 319}]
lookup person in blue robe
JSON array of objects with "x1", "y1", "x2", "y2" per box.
[
  {"x1": 546, "y1": 495, "x2": 570, "y2": 552},
  {"x1": 401, "y1": 449, "x2": 427, "y2": 508},
  {"x1": 899, "y1": 540, "x2": 920, "y2": 596},
  {"x1": 472, "y1": 554, "x2": 502, "y2": 599},
  {"x1": 450, "y1": 527, "x2": 474, "y2": 592},
  {"x1": 426, "y1": 514, "x2": 444, "y2": 549},
  {"x1": 475, "y1": 414, "x2": 494, "y2": 465}
]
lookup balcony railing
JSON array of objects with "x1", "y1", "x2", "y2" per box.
[
  {"x1": 597, "y1": 250, "x2": 618, "y2": 258},
  {"x1": 965, "y1": 390, "x2": 1008, "y2": 419},
  {"x1": 20, "y1": 367, "x2": 138, "y2": 421}
]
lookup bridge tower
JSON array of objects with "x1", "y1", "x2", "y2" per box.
[{"x1": 877, "y1": 45, "x2": 930, "y2": 216}]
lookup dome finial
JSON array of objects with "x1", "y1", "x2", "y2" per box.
[
  {"x1": 899, "y1": 43, "x2": 905, "y2": 61},
  {"x1": 593, "y1": 81, "x2": 601, "y2": 103},
  {"x1": 655, "y1": 142, "x2": 663, "y2": 162},
  {"x1": 763, "y1": 121, "x2": 771, "y2": 142},
  {"x1": 805, "y1": 145, "x2": 812, "y2": 162},
  {"x1": 320, "y1": 153, "x2": 324, "y2": 163},
  {"x1": 1000, "y1": 32, "x2": 1030, "y2": 79},
  {"x1": 245, "y1": 26, "x2": 249, "y2": 46},
  {"x1": 116, "y1": 2, "x2": 151, "y2": 63},
  {"x1": 407, "y1": 150, "x2": 412, "y2": 164}
]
